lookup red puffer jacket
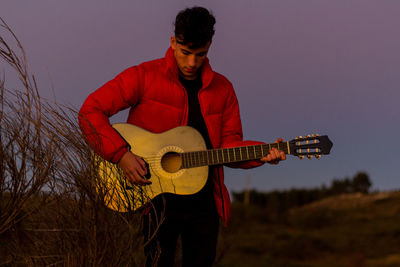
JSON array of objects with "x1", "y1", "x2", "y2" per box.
[{"x1": 79, "y1": 47, "x2": 264, "y2": 224}]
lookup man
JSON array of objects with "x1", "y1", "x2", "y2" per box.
[{"x1": 79, "y1": 6, "x2": 285, "y2": 267}]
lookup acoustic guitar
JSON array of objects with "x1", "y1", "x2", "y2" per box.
[{"x1": 96, "y1": 123, "x2": 333, "y2": 212}]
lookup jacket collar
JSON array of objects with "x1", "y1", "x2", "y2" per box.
[{"x1": 165, "y1": 47, "x2": 214, "y2": 89}]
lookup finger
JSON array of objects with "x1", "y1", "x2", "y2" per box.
[
  {"x1": 135, "y1": 163, "x2": 147, "y2": 176},
  {"x1": 133, "y1": 169, "x2": 151, "y2": 184},
  {"x1": 270, "y1": 148, "x2": 279, "y2": 160},
  {"x1": 125, "y1": 172, "x2": 137, "y2": 184},
  {"x1": 269, "y1": 153, "x2": 279, "y2": 162},
  {"x1": 125, "y1": 170, "x2": 151, "y2": 185},
  {"x1": 134, "y1": 157, "x2": 147, "y2": 173},
  {"x1": 138, "y1": 157, "x2": 147, "y2": 170}
]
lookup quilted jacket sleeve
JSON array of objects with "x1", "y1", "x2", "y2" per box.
[
  {"x1": 220, "y1": 84, "x2": 265, "y2": 169},
  {"x1": 78, "y1": 66, "x2": 144, "y2": 163}
]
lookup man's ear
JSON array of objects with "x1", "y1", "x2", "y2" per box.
[{"x1": 170, "y1": 36, "x2": 176, "y2": 51}]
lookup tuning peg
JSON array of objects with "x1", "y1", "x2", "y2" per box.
[
  {"x1": 307, "y1": 155, "x2": 312, "y2": 159},
  {"x1": 298, "y1": 155, "x2": 304, "y2": 160},
  {"x1": 315, "y1": 155, "x2": 321, "y2": 159}
]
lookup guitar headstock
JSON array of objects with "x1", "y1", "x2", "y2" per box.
[{"x1": 288, "y1": 134, "x2": 333, "y2": 159}]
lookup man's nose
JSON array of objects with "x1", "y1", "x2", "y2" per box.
[{"x1": 188, "y1": 55, "x2": 196, "y2": 67}]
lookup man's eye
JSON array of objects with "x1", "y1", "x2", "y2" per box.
[{"x1": 182, "y1": 51, "x2": 190, "y2": 55}]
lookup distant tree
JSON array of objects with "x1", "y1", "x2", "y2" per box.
[
  {"x1": 351, "y1": 172, "x2": 372, "y2": 193},
  {"x1": 231, "y1": 171, "x2": 373, "y2": 215},
  {"x1": 330, "y1": 177, "x2": 352, "y2": 195}
]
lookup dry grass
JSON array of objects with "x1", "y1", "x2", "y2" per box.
[{"x1": 0, "y1": 17, "x2": 161, "y2": 266}]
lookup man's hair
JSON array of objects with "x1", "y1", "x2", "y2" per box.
[{"x1": 174, "y1": 6, "x2": 216, "y2": 49}]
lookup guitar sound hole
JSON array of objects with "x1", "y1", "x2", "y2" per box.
[{"x1": 161, "y1": 152, "x2": 182, "y2": 173}]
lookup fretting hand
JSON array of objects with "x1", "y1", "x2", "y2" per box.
[{"x1": 260, "y1": 138, "x2": 286, "y2": 165}]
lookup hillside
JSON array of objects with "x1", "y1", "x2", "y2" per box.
[{"x1": 216, "y1": 191, "x2": 400, "y2": 267}]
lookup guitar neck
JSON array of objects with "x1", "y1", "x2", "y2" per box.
[{"x1": 181, "y1": 142, "x2": 290, "y2": 169}]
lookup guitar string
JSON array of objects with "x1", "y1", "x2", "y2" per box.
[
  {"x1": 140, "y1": 150, "x2": 285, "y2": 161},
  {"x1": 127, "y1": 143, "x2": 290, "y2": 161},
  {"x1": 130, "y1": 143, "x2": 293, "y2": 166}
]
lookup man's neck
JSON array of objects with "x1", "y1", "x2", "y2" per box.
[
  {"x1": 179, "y1": 74, "x2": 201, "y2": 83},
  {"x1": 179, "y1": 71, "x2": 199, "y2": 81}
]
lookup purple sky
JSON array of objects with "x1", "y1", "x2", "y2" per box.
[{"x1": 2, "y1": 0, "x2": 399, "y2": 192}]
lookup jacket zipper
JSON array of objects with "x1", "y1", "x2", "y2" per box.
[
  {"x1": 198, "y1": 89, "x2": 226, "y2": 222},
  {"x1": 176, "y1": 79, "x2": 188, "y2": 125}
]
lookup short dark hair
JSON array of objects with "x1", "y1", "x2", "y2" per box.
[{"x1": 174, "y1": 6, "x2": 216, "y2": 49}]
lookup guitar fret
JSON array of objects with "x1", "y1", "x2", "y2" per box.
[
  {"x1": 255, "y1": 145, "x2": 260, "y2": 158},
  {"x1": 246, "y1": 146, "x2": 249, "y2": 160},
  {"x1": 183, "y1": 153, "x2": 187, "y2": 168},
  {"x1": 199, "y1": 151, "x2": 202, "y2": 166},
  {"x1": 198, "y1": 151, "x2": 201, "y2": 166},
  {"x1": 197, "y1": 151, "x2": 201, "y2": 166}
]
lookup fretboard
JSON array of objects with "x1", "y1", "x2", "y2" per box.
[{"x1": 181, "y1": 142, "x2": 290, "y2": 169}]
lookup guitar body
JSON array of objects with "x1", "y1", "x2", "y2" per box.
[{"x1": 97, "y1": 124, "x2": 208, "y2": 212}]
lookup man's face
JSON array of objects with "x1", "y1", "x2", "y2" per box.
[{"x1": 171, "y1": 36, "x2": 211, "y2": 80}]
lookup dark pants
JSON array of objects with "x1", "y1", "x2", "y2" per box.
[{"x1": 143, "y1": 183, "x2": 219, "y2": 267}]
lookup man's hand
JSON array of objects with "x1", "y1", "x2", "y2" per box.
[
  {"x1": 260, "y1": 138, "x2": 286, "y2": 165},
  {"x1": 118, "y1": 151, "x2": 151, "y2": 185}
]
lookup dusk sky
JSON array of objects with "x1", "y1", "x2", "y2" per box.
[{"x1": 2, "y1": 0, "x2": 399, "y2": 193}]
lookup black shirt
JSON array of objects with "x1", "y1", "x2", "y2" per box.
[
  {"x1": 179, "y1": 76, "x2": 212, "y2": 149},
  {"x1": 158, "y1": 76, "x2": 215, "y2": 212}
]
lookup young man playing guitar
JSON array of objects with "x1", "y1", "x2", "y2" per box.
[{"x1": 79, "y1": 6, "x2": 285, "y2": 267}]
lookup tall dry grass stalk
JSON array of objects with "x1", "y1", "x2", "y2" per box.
[{"x1": 0, "y1": 17, "x2": 161, "y2": 266}]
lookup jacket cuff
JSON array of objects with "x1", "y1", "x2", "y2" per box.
[{"x1": 111, "y1": 146, "x2": 129, "y2": 163}]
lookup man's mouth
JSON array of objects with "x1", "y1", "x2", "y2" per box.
[{"x1": 185, "y1": 68, "x2": 196, "y2": 73}]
